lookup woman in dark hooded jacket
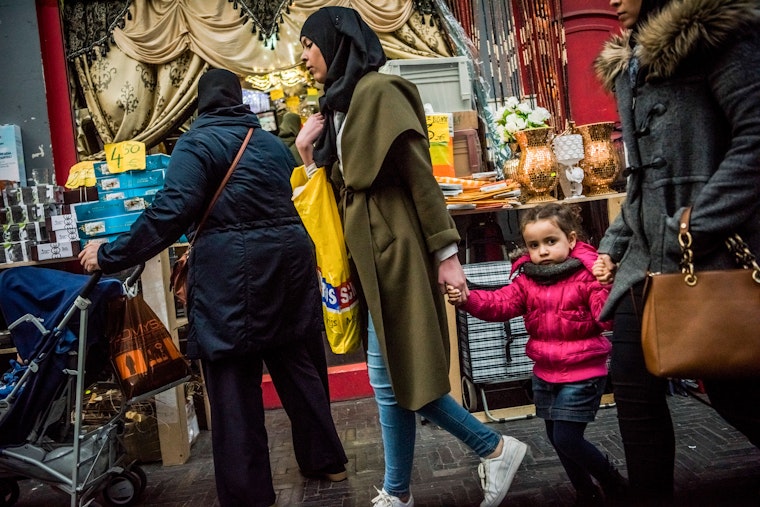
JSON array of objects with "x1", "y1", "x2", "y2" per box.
[
  {"x1": 79, "y1": 68, "x2": 346, "y2": 507},
  {"x1": 593, "y1": 0, "x2": 760, "y2": 503}
]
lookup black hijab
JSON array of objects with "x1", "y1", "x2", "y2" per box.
[
  {"x1": 196, "y1": 68, "x2": 250, "y2": 117},
  {"x1": 300, "y1": 7, "x2": 387, "y2": 167}
]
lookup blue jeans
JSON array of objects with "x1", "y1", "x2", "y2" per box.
[
  {"x1": 366, "y1": 316, "x2": 501, "y2": 497},
  {"x1": 532, "y1": 375, "x2": 606, "y2": 423}
]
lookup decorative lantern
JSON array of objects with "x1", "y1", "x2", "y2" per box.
[
  {"x1": 552, "y1": 133, "x2": 585, "y2": 199},
  {"x1": 513, "y1": 127, "x2": 558, "y2": 203},
  {"x1": 575, "y1": 122, "x2": 621, "y2": 196}
]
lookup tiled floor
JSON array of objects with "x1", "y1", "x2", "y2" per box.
[{"x1": 14, "y1": 392, "x2": 760, "y2": 506}]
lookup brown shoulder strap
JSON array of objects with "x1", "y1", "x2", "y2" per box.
[
  {"x1": 679, "y1": 207, "x2": 692, "y2": 234},
  {"x1": 190, "y1": 127, "x2": 254, "y2": 246}
]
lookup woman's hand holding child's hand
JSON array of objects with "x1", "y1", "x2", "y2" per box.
[{"x1": 593, "y1": 254, "x2": 616, "y2": 284}]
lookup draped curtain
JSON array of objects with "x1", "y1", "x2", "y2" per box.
[{"x1": 64, "y1": 0, "x2": 452, "y2": 157}]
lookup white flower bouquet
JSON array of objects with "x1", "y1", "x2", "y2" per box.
[{"x1": 494, "y1": 96, "x2": 552, "y2": 144}]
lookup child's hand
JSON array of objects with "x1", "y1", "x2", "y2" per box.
[
  {"x1": 446, "y1": 284, "x2": 464, "y2": 306},
  {"x1": 593, "y1": 254, "x2": 616, "y2": 284}
]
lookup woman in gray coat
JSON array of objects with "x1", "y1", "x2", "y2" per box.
[{"x1": 593, "y1": 0, "x2": 760, "y2": 503}]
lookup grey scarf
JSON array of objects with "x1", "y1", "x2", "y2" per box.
[{"x1": 521, "y1": 257, "x2": 583, "y2": 285}]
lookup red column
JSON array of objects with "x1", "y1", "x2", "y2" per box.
[
  {"x1": 37, "y1": 0, "x2": 77, "y2": 186},
  {"x1": 561, "y1": 0, "x2": 620, "y2": 125}
]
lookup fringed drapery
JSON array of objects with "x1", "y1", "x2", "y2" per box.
[
  {"x1": 63, "y1": 0, "x2": 453, "y2": 156},
  {"x1": 511, "y1": 0, "x2": 568, "y2": 130},
  {"x1": 72, "y1": 45, "x2": 207, "y2": 159},
  {"x1": 442, "y1": 0, "x2": 568, "y2": 126}
]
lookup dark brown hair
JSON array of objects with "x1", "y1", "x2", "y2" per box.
[{"x1": 518, "y1": 202, "x2": 585, "y2": 241}]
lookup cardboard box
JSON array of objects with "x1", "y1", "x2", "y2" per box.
[
  {"x1": 0, "y1": 124, "x2": 26, "y2": 184},
  {"x1": 3, "y1": 241, "x2": 31, "y2": 263},
  {"x1": 72, "y1": 195, "x2": 152, "y2": 222},
  {"x1": 46, "y1": 214, "x2": 77, "y2": 232},
  {"x1": 63, "y1": 186, "x2": 99, "y2": 205},
  {"x1": 453, "y1": 129, "x2": 483, "y2": 177},
  {"x1": 146, "y1": 153, "x2": 170, "y2": 170},
  {"x1": 3, "y1": 186, "x2": 34, "y2": 206},
  {"x1": 93, "y1": 160, "x2": 110, "y2": 177},
  {"x1": 93, "y1": 154, "x2": 170, "y2": 177},
  {"x1": 1, "y1": 205, "x2": 39, "y2": 225},
  {"x1": 49, "y1": 227, "x2": 79, "y2": 243},
  {"x1": 30, "y1": 240, "x2": 81, "y2": 261},
  {"x1": 452, "y1": 110, "x2": 479, "y2": 131},
  {"x1": 77, "y1": 212, "x2": 140, "y2": 238},
  {"x1": 96, "y1": 169, "x2": 164, "y2": 193},
  {"x1": 1, "y1": 203, "x2": 63, "y2": 225},
  {"x1": 79, "y1": 235, "x2": 119, "y2": 249},
  {"x1": 3, "y1": 222, "x2": 47, "y2": 243},
  {"x1": 99, "y1": 185, "x2": 161, "y2": 201}
]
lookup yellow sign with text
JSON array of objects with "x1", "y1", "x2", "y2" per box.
[
  {"x1": 104, "y1": 141, "x2": 146, "y2": 173},
  {"x1": 426, "y1": 114, "x2": 454, "y2": 177}
]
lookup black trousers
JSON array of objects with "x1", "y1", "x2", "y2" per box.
[
  {"x1": 611, "y1": 282, "x2": 760, "y2": 503},
  {"x1": 202, "y1": 333, "x2": 347, "y2": 507}
]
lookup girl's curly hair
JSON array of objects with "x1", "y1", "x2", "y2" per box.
[{"x1": 507, "y1": 203, "x2": 587, "y2": 261}]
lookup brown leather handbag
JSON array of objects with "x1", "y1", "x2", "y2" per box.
[
  {"x1": 170, "y1": 127, "x2": 254, "y2": 305},
  {"x1": 641, "y1": 207, "x2": 760, "y2": 378}
]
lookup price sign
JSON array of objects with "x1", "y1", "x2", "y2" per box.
[
  {"x1": 64, "y1": 160, "x2": 97, "y2": 188},
  {"x1": 104, "y1": 141, "x2": 146, "y2": 173}
]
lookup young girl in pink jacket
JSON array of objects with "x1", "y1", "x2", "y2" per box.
[{"x1": 448, "y1": 202, "x2": 627, "y2": 506}]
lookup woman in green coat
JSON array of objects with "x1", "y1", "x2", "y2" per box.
[{"x1": 295, "y1": 7, "x2": 527, "y2": 507}]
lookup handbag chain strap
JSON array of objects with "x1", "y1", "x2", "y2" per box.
[
  {"x1": 677, "y1": 207, "x2": 760, "y2": 286},
  {"x1": 188, "y1": 127, "x2": 254, "y2": 252}
]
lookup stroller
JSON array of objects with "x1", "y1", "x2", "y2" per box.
[{"x1": 0, "y1": 265, "x2": 149, "y2": 507}]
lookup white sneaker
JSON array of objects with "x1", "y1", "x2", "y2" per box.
[
  {"x1": 371, "y1": 487, "x2": 414, "y2": 507},
  {"x1": 478, "y1": 435, "x2": 528, "y2": 507}
]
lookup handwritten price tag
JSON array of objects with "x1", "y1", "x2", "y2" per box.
[{"x1": 104, "y1": 141, "x2": 146, "y2": 173}]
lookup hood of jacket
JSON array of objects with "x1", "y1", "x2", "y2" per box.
[
  {"x1": 595, "y1": 0, "x2": 760, "y2": 92},
  {"x1": 191, "y1": 106, "x2": 261, "y2": 130}
]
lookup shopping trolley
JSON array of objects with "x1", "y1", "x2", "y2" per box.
[{"x1": 456, "y1": 260, "x2": 535, "y2": 422}]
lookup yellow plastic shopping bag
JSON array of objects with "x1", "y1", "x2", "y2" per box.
[{"x1": 291, "y1": 165, "x2": 361, "y2": 354}]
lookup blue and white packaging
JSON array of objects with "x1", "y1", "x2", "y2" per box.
[{"x1": 0, "y1": 124, "x2": 26, "y2": 184}]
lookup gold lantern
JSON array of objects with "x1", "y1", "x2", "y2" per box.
[
  {"x1": 576, "y1": 122, "x2": 621, "y2": 196},
  {"x1": 513, "y1": 127, "x2": 558, "y2": 203}
]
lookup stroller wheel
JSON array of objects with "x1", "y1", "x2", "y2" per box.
[
  {"x1": 126, "y1": 464, "x2": 147, "y2": 494},
  {"x1": 101, "y1": 472, "x2": 140, "y2": 506},
  {"x1": 0, "y1": 479, "x2": 19, "y2": 507}
]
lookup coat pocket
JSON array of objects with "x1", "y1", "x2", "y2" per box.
[{"x1": 368, "y1": 196, "x2": 396, "y2": 253}]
